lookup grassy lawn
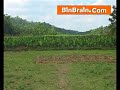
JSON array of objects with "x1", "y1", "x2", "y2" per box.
[{"x1": 4, "y1": 50, "x2": 116, "y2": 90}]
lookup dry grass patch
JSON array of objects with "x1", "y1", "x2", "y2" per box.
[{"x1": 35, "y1": 55, "x2": 115, "y2": 64}]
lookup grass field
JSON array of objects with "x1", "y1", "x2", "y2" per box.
[{"x1": 4, "y1": 50, "x2": 116, "y2": 90}]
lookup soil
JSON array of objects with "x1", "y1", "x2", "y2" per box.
[{"x1": 35, "y1": 55, "x2": 115, "y2": 64}]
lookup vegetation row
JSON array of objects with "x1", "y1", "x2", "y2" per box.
[{"x1": 4, "y1": 35, "x2": 116, "y2": 50}]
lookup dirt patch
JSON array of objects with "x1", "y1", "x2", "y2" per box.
[
  {"x1": 35, "y1": 55, "x2": 115, "y2": 64},
  {"x1": 57, "y1": 64, "x2": 70, "y2": 90}
]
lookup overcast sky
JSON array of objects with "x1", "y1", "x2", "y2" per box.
[{"x1": 4, "y1": 0, "x2": 116, "y2": 32}]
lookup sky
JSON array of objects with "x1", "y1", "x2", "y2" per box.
[{"x1": 4, "y1": 0, "x2": 116, "y2": 32}]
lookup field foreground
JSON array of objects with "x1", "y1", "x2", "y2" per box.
[{"x1": 4, "y1": 50, "x2": 116, "y2": 90}]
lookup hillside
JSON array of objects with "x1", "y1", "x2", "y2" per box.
[
  {"x1": 4, "y1": 14, "x2": 116, "y2": 36},
  {"x1": 88, "y1": 23, "x2": 116, "y2": 35},
  {"x1": 4, "y1": 14, "x2": 86, "y2": 36}
]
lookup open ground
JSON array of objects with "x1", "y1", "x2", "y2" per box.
[{"x1": 4, "y1": 50, "x2": 116, "y2": 90}]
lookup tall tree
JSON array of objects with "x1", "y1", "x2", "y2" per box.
[
  {"x1": 108, "y1": 5, "x2": 116, "y2": 35},
  {"x1": 109, "y1": 5, "x2": 116, "y2": 24}
]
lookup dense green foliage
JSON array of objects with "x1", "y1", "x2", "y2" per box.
[
  {"x1": 4, "y1": 35, "x2": 116, "y2": 50},
  {"x1": 4, "y1": 5, "x2": 116, "y2": 50}
]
